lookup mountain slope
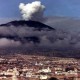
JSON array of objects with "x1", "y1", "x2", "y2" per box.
[
  {"x1": 0, "y1": 20, "x2": 55, "y2": 31},
  {"x1": 0, "y1": 19, "x2": 80, "y2": 58},
  {"x1": 0, "y1": 20, "x2": 55, "y2": 44}
]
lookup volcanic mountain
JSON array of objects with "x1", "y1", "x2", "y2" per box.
[
  {"x1": 0, "y1": 20, "x2": 55, "y2": 44},
  {"x1": 0, "y1": 20, "x2": 55, "y2": 31},
  {"x1": 0, "y1": 19, "x2": 80, "y2": 58}
]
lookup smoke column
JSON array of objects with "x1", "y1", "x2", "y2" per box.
[{"x1": 19, "y1": 1, "x2": 45, "y2": 21}]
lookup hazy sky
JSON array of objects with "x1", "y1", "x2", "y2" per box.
[{"x1": 0, "y1": 0, "x2": 80, "y2": 18}]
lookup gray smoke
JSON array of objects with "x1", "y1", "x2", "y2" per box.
[
  {"x1": 19, "y1": 1, "x2": 45, "y2": 21},
  {"x1": 0, "y1": 17, "x2": 80, "y2": 51},
  {"x1": 0, "y1": 38, "x2": 21, "y2": 47},
  {"x1": 0, "y1": 24, "x2": 77, "y2": 50}
]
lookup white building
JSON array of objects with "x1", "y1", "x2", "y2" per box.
[{"x1": 38, "y1": 67, "x2": 51, "y2": 73}]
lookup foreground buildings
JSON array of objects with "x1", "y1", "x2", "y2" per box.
[{"x1": 0, "y1": 54, "x2": 80, "y2": 80}]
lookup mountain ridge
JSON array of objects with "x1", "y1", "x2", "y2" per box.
[{"x1": 0, "y1": 20, "x2": 55, "y2": 31}]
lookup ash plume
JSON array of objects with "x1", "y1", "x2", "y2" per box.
[{"x1": 19, "y1": 1, "x2": 45, "y2": 21}]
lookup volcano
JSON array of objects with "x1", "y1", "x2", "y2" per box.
[
  {"x1": 0, "y1": 20, "x2": 55, "y2": 31},
  {"x1": 0, "y1": 20, "x2": 55, "y2": 44}
]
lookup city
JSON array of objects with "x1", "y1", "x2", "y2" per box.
[{"x1": 0, "y1": 54, "x2": 79, "y2": 80}]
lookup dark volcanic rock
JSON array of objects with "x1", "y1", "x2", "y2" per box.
[
  {"x1": 0, "y1": 20, "x2": 55, "y2": 43},
  {"x1": 0, "y1": 20, "x2": 55, "y2": 31}
]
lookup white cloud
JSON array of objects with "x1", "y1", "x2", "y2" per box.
[{"x1": 19, "y1": 1, "x2": 45, "y2": 21}]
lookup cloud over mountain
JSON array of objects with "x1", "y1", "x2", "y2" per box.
[{"x1": 0, "y1": 19, "x2": 78, "y2": 52}]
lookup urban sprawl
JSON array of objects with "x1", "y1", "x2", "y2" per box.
[{"x1": 0, "y1": 54, "x2": 80, "y2": 80}]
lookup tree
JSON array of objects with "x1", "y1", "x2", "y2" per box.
[{"x1": 49, "y1": 77, "x2": 59, "y2": 80}]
